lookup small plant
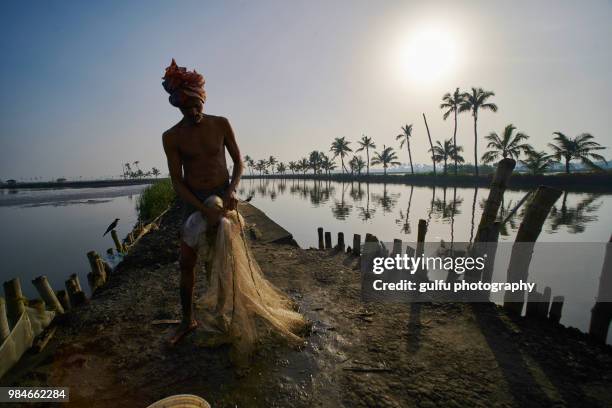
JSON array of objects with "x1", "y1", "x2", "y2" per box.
[{"x1": 136, "y1": 179, "x2": 176, "y2": 222}]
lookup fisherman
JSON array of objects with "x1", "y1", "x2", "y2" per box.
[{"x1": 161, "y1": 59, "x2": 244, "y2": 345}]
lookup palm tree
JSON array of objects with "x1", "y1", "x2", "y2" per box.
[
  {"x1": 244, "y1": 155, "x2": 254, "y2": 176},
  {"x1": 268, "y1": 156, "x2": 277, "y2": 175},
  {"x1": 520, "y1": 149, "x2": 556, "y2": 175},
  {"x1": 330, "y1": 137, "x2": 352, "y2": 174},
  {"x1": 440, "y1": 88, "x2": 465, "y2": 175},
  {"x1": 321, "y1": 154, "x2": 336, "y2": 177},
  {"x1": 355, "y1": 135, "x2": 376, "y2": 176},
  {"x1": 288, "y1": 161, "x2": 297, "y2": 175},
  {"x1": 256, "y1": 159, "x2": 267, "y2": 176},
  {"x1": 309, "y1": 151, "x2": 323, "y2": 174},
  {"x1": 481, "y1": 124, "x2": 531, "y2": 164},
  {"x1": 459, "y1": 87, "x2": 498, "y2": 176},
  {"x1": 430, "y1": 138, "x2": 465, "y2": 175},
  {"x1": 298, "y1": 158, "x2": 309, "y2": 177},
  {"x1": 353, "y1": 156, "x2": 366, "y2": 176},
  {"x1": 370, "y1": 145, "x2": 401, "y2": 176},
  {"x1": 548, "y1": 132, "x2": 607, "y2": 174},
  {"x1": 276, "y1": 162, "x2": 286, "y2": 175},
  {"x1": 396, "y1": 124, "x2": 414, "y2": 174},
  {"x1": 151, "y1": 167, "x2": 160, "y2": 178}
]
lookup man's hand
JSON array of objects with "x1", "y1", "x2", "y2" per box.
[
  {"x1": 201, "y1": 207, "x2": 223, "y2": 226},
  {"x1": 223, "y1": 190, "x2": 238, "y2": 211}
]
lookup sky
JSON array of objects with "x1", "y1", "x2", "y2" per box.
[{"x1": 0, "y1": 0, "x2": 611, "y2": 180}]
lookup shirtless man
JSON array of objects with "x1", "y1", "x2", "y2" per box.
[{"x1": 161, "y1": 60, "x2": 243, "y2": 344}]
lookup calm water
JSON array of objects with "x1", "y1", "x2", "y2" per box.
[
  {"x1": 0, "y1": 185, "x2": 147, "y2": 297},
  {"x1": 1, "y1": 181, "x2": 610, "y2": 342},
  {"x1": 238, "y1": 178, "x2": 612, "y2": 342}
]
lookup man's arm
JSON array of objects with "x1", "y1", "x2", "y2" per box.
[
  {"x1": 162, "y1": 131, "x2": 217, "y2": 218},
  {"x1": 222, "y1": 117, "x2": 244, "y2": 210}
]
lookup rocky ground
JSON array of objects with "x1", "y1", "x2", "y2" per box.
[{"x1": 3, "y1": 202, "x2": 612, "y2": 407}]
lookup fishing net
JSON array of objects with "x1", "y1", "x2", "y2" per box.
[
  {"x1": 0, "y1": 306, "x2": 54, "y2": 378},
  {"x1": 194, "y1": 196, "x2": 306, "y2": 363}
]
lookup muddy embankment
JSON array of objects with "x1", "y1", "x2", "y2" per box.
[{"x1": 2, "y1": 201, "x2": 612, "y2": 407}]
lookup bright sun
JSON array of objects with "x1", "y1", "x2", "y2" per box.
[{"x1": 396, "y1": 26, "x2": 459, "y2": 83}]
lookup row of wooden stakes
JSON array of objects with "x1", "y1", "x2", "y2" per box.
[{"x1": 0, "y1": 216, "x2": 160, "y2": 351}]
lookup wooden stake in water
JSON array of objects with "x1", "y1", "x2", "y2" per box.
[
  {"x1": 352, "y1": 234, "x2": 361, "y2": 256},
  {"x1": 589, "y1": 234, "x2": 612, "y2": 343},
  {"x1": 503, "y1": 186, "x2": 562, "y2": 315},
  {"x1": 3, "y1": 278, "x2": 25, "y2": 329},
  {"x1": 337, "y1": 232, "x2": 345, "y2": 252},
  {"x1": 110, "y1": 230, "x2": 124, "y2": 253},
  {"x1": 317, "y1": 227, "x2": 324, "y2": 250},
  {"x1": 325, "y1": 232, "x2": 332, "y2": 249},
  {"x1": 32, "y1": 275, "x2": 65, "y2": 314},
  {"x1": 0, "y1": 297, "x2": 10, "y2": 344}
]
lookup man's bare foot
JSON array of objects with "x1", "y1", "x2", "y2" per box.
[{"x1": 168, "y1": 319, "x2": 198, "y2": 346}]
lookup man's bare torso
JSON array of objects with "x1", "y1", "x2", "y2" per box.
[{"x1": 163, "y1": 114, "x2": 230, "y2": 191}]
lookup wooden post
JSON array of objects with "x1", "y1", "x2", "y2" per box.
[
  {"x1": 56, "y1": 290, "x2": 71, "y2": 312},
  {"x1": 32, "y1": 276, "x2": 65, "y2": 314},
  {"x1": 360, "y1": 234, "x2": 381, "y2": 273},
  {"x1": 474, "y1": 158, "x2": 516, "y2": 243},
  {"x1": 541, "y1": 287, "x2": 552, "y2": 319},
  {"x1": 70, "y1": 273, "x2": 82, "y2": 292},
  {"x1": 87, "y1": 250, "x2": 107, "y2": 293},
  {"x1": 3, "y1": 278, "x2": 25, "y2": 328},
  {"x1": 65, "y1": 276, "x2": 87, "y2": 307},
  {"x1": 337, "y1": 232, "x2": 345, "y2": 251},
  {"x1": 0, "y1": 297, "x2": 10, "y2": 344},
  {"x1": 416, "y1": 220, "x2": 427, "y2": 279},
  {"x1": 503, "y1": 186, "x2": 562, "y2": 315},
  {"x1": 392, "y1": 239, "x2": 402, "y2": 257},
  {"x1": 317, "y1": 228, "x2": 324, "y2": 250},
  {"x1": 589, "y1": 234, "x2": 612, "y2": 343},
  {"x1": 422, "y1": 113, "x2": 436, "y2": 176},
  {"x1": 525, "y1": 288, "x2": 541, "y2": 318},
  {"x1": 548, "y1": 296, "x2": 564, "y2": 324},
  {"x1": 352, "y1": 234, "x2": 361, "y2": 256},
  {"x1": 110, "y1": 230, "x2": 124, "y2": 253},
  {"x1": 324, "y1": 232, "x2": 332, "y2": 249}
]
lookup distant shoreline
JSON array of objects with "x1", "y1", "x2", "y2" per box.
[
  {"x1": 242, "y1": 171, "x2": 612, "y2": 192},
  {"x1": 0, "y1": 178, "x2": 161, "y2": 190}
]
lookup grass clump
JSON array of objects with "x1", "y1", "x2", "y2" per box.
[{"x1": 137, "y1": 179, "x2": 176, "y2": 222}]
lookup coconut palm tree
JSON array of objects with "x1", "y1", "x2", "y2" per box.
[
  {"x1": 371, "y1": 145, "x2": 401, "y2": 176},
  {"x1": 151, "y1": 167, "x2": 160, "y2": 178},
  {"x1": 440, "y1": 88, "x2": 465, "y2": 175},
  {"x1": 256, "y1": 159, "x2": 267, "y2": 176},
  {"x1": 355, "y1": 135, "x2": 376, "y2": 176},
  {"x1": 321, "y1": 154, "x2": 336, "y2": 177},
  {"x1": 308, "y1": 151, "x2": 323, "y2": 174},
  {"x1": 548, "y1": 132, "x2": 607, "y2": 174},
  {"x1": 288, "y1": 161, "x2": 297, "y2": 174},
  {"x1": 298, "y1": 158, "x2": 309, "y2": 177},
  {"x1": 520, "y1": 149, "x2": 556, "y2": 175},
  {"x1": 430, "y1": 138, "x2": 465, "y2": 175},
  {"x1": 267, "y1": 156, "x2": 277, "y2": 175},
  {"x1": 244, "y1": 155, "x2": 255, "y2": 176},
  {"x1": 353, "y1": 156, "x2": 366, "y2": 176},
  {"x1": 276, "y1": 162, "x2": 286, "y2": 175},
  {"x1": 459, "y1": 87, "x2": 498, "y2": 176},
  {"x1": 481, "y1": 124, "x2": 531, "y2": 164},
  {"x1": 330, "y1": 137, "x2": 352, "y2": 174},
  {"x1": 396, "y1": 124, "x2": 414, "y2": 174}
]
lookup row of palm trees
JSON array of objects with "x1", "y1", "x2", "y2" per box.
[{"x1": 243, "y1": 87, "x2": 606, "y2": 177}]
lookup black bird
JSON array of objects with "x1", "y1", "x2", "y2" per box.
[
  {"x1": 244, "y1": 194, "x2": 254, "y2": 203},
  {"x1": 103, "y1": 218, "x2": 120, "y2": 236}
]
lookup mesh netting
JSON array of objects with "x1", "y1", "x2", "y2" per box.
[{"x1": 194, "y1": 197, "x2": 306, "y2": 362}]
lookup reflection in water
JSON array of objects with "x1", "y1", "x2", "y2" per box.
[
  {"x1": 396, "y1": 185, "x2": 414, "y2": 234},
  {"x1": 469, "y1": 187, "x2": 478, "y2": 243},
  {"x1": 547, "y1": 192, "x2": 602, "y2": 234},
  {"x1": 371, "y1": 184, "x2": 400, "y2": 214}
]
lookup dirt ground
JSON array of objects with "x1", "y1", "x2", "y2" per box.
[{"x1": 3, "y1": 202, "x2": 612, "y2": 407}]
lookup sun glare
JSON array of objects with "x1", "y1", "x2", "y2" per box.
[{"x1": 396, "y1": 26, "x2": 460, "y2": 84}]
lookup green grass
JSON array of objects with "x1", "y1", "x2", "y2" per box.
[{"x1": 136, "y1": 179, "x2": 176, "y2": 222}]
